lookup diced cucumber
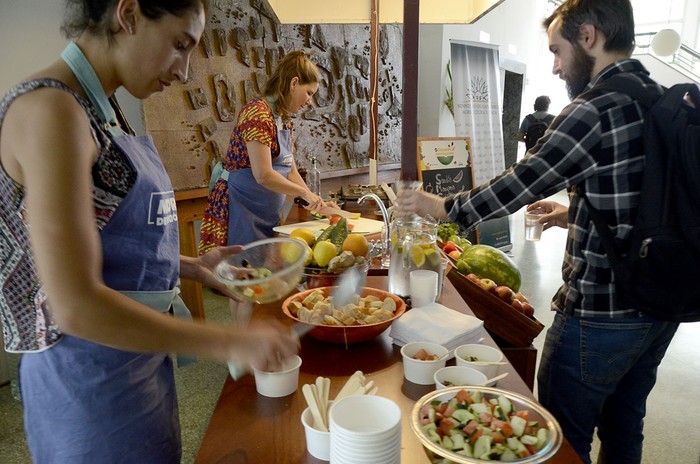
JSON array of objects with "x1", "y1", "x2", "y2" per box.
[
  {"x1": 493, "y1": 405, "x2": 508, "y2": 421},
  {"x1": 521, "y1": 434, "x2": 538, "y2": 446},
  {"x1": 458, "y1": 442, "x2": 473, "y2": 457},
  {"x1": 506, "y1": 437, "x2": 527, "y2": 454},
  {"x1": 510, "y1": 415, "x2": 527, "y2": 437},
  {"x1": 471, "y1": 390, "x2": 483, "y2": 403},
  {"x1": 442, "y1": 435, "x2": 454, "y2": 449},
  {"x1": 536, "y1": 428, "x2": 549, "y2": 450},
  {"x1": 427, "y1": 429, "x2": 441, "y2": 444},
  {"x1": 488, "y1": 398, "x2": 499, "y2": 406},
  {"x1": 498, "y1": 395, "x2": 512, "y2": 415},
  {"x1": 500, "y1": 448, "x2": 518, "y2": 460},
  {"x1": 470, "y1": 402, "x2": 490, "y2": 415},
  {"x1": 242, "y1": 287, "x2": 255, "y2": 298},
  {"x1": 428, "y1": 407, "x2": 436, "y2": 423},
  {"x1": 527, "y1": 420, "x2": 540, "y2": 427},
  {"x1": 472, "y1": 434, "x2": 493, "y2": 459},
  {"x1": 450, "y1": 433, "x2": 466, "y2": 450},
  {"x1": 451, "y1": 408, "x2": 475, "y2": 424},
  {"x1": 423, "y1": 422, "x2": 437, "y2": 434}
]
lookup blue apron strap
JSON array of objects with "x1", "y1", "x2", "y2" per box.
[{"x1": 118, "y1": 288, "x2": 196, "y2": 367}]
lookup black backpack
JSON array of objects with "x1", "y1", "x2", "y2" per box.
[
  {"x1": 524, "y1": 114, "x2": 551, "y2": 150},
  {"x1": 582, "y1": 79, "x2": 700, "y2": 322}
]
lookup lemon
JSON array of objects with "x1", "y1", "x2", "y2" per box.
[
  {"x1": 290, "y1": 228, "x2": 316, "y2": 247},
  {"x1": 410, "y1": 244, "x2": 426, "y2": 267},
  {"x1": 341, "y1": 233, "x2": 369, "y2": 257},
  {"x1": 313, "y1": 240, "x2": 338, "y2": 267},
  {"x1": 281, "y1": 241, "x2": 304, "y2": 264}
]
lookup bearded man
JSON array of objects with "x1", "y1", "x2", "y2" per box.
[{"x1": 395, "y1": 1, "x2": 680, "y2": 463}]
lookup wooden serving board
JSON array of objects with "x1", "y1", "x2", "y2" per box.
[
  {"x1": 446, "y1": 266, "x2": 545, "y2": 347},
  {"x1": 273, "y1": 217, "x2": 385, "y2": 236}
]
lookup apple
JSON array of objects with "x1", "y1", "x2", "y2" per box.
[
  {"x1": 479, "y1": 278, "x2": 497, "y2": 293},
  {"x1": 511, "y1": 299, "x2": 524, "y2": 312},
  {"x1": 514, "y1": 292, "x2": 529, "y2": 303},
  {"x1": 521, "y1": 302, "x2": 535, "y2": 318},
  {"x1": 448, "y1": 250, "x2": 462, "y2": 260},
  {"x1": 494, "y1": 285, "x2": 515, "y2": 303},
  {"x1": 466, "y1": 273, "x2": 481, "y2": 285}
]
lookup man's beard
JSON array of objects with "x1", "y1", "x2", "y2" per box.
[{"x1": 565, "y1": 43, "x2": 595, "y2": 100}]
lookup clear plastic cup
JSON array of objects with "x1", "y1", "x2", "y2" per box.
[{"x1": 524, "y1": 207, "x2": 545, "y2": 241}]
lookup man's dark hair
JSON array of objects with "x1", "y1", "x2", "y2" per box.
[
  {"x1": 543, "y1": 0, "x2": 635, "y2": 55},
  {"x1": 534, "y1": 96, "x2": 551, "y2": 112}
]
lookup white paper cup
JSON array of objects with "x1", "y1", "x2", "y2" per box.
[
  {"x1": 301, "y1": 406, "x2": 330, "y2": 461},
  {"x1": 400, "y1": 342, "x2": 449, "y2": 385},
  {"x1": 455, "y1": 344, "x2": 504, "y2": 383},
  {"x1": 434, "y1": 365, "x2": 488, "y2": 390},
  {"x1": 524, "y1": 208, "x2": 545, "y2": 241},
  {"x1": 251, "y1": 355, "x2": 302, "y2": 397},
  {"x1": 329, "y1": 395, "x2": 402, "y2": 463},
  {"x1": 410, "y1": 270, "x2": 439, "y2": 308}
]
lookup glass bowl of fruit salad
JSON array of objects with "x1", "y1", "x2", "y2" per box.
[
  {"x1": 213, "y1": 237, "x2": 309, "y2": 304},
  {"x1": 411, "y1": 386, "x2": 562, "y2": 463}
]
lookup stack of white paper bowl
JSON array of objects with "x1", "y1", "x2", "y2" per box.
[{"x1": 329, "y1": 395, "x2": 402, "y2": 464}]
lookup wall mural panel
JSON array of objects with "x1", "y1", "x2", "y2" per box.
[{"x1": 144, "y1": 0, "x2": 404, "y2": 191}]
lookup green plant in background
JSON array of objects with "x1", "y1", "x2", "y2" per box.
[{"x1": 445, "y1": 60, "x2": 454, "y2": 116}]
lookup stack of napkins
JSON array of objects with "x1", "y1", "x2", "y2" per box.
[{"x1": 390, "y1": 303, "x2": 484, "y2": 352}]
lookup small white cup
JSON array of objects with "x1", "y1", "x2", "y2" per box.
[
  {"x1": 400, "y1": 342, "x2": 449, "y2": 385},
  {"x1": 410, "y1": 270, "x2": 438, "y2": 308},
  {"x1": 454, "y1": 344, "x2": 504, "y2": 384},
  {"x1": 524, "y1": 208, "x2": 545, "y2": 241},
  {"x1": 251, "y1": 354, "x2": 302, "y2": 397},
  {"x1": 433, "y1": 365, "x2": 488, "y2": 390},
  {"x1": 301, "y1": 406, "x2": 331, "y2": 461}
]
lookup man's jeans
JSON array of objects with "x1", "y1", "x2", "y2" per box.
[{"x1": 537, "y1": 311, "x2": 679, "y2": 464}]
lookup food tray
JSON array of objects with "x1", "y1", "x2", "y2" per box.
[{"x1": 446, "y1": 266, "x2": 544, "y2": 348}]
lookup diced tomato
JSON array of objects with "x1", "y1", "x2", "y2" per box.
[
  {"x1": 462, "y1": 419, "x2": 478, "y2": 435},
  {"x1": 253, "y1": 286, "x2": 264, "y2": 295},
  {"x1": 420, "y1": 417, "x2": 431, "y2": 426},
  {"x1": 525, "y1": 444, "x2": 538, "y2": 455},
  {"x1": 515, "y1": 410, "x2": 529, "y2": 420},
  {"x1": 329, "y1": 215, "x2": 341, "y2": 225},
  {"x1": 479, "y1": 412, "x2": 493, "y2": 424},
  {"x1": 501, "y1": 422, "x2": 514, "y2": 438},
  {"x1": 444, "y1": 404, "x2": 456, "y2": 418},
  {"x1": 438, "y1": 419, "x2": 456, "y2": 436},
  {"x1": 469, "y1": 428, "x2": 484, "y2": 445},
  {"x1": 490, "y1": 431, "x2": 505, "y2": 444},
  {"x1": 518, "y1": 449, "x2": 532, "y2": 458},
  {"x1": 455, "y1": 389, "x2": 471, "y2": 403},
  {"x1": 435, "y1": 402, "x2": 448, "y2": 414},
  {"x1": 347, "y1": 224, "x2": 354, "y2": 231},
  {"x1": 490, "y1": 419, "x2": 505, "y2": 431}
]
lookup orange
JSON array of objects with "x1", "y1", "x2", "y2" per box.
[{"x1": 341, "y1": 233, "x2": 369, "y2": 257}]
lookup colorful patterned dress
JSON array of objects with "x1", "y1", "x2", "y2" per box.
[{"x1": 199, "y1": 98, "x2": 293, "y2": 253}]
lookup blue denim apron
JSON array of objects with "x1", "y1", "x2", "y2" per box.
[
  {"x1": 226, "y1": 111, "x2": 294, "y2": 245},
  {"x1": 20, "y1": 42, "x2": 185, "y2": 463}
]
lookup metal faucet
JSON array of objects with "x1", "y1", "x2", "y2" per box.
[{"x1": 358, "y1": 193, "x2": 391, "y2": 266}]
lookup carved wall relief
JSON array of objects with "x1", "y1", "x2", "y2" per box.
[{"x1": 143, "y1": 0, "x2": 403, "y2": 190}]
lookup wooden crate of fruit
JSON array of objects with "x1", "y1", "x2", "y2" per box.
[{"x1": 446, "y1": 264, "x2": 545, "y2": 348}]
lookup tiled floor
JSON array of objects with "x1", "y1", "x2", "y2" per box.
[{"x1": 1, "y1": 190, "x2": 699, "y2": 463}]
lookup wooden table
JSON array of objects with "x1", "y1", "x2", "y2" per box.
[{"x1": 194, "y1": 276, "x2": 582, "y2": 464}]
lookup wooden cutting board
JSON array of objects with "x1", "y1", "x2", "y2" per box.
[{"x1": 273, "y1": 217, "x2": 385, "y2": 236}]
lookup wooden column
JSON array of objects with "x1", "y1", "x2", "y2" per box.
[
  {"x1": 368, "y1": 0, "x2": 380, "y2": 184},
  {"x1": 401, "y1": 0, "x2": 420, "y2": 181},
  {"x1": 174, "y1": 188, "x2": 209, "y2": 320}
]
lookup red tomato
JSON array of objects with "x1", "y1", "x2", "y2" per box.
[
  {"x1": 442, "y1": 241, "x2": 463, "y2": 254},
  {"x1": 329, "y1": 215, "x2": 342, "y2": 225}
]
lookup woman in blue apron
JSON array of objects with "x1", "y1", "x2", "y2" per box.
[
  {"x1": 0, "y1": 2, "x2": 297, "y2": 462},
  {"x1": 199, "y1": 50, "x2": 329, "y2": 252}
]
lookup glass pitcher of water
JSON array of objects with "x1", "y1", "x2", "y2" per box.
[{"x1": 388, "y1": 216, "x2": 442, "y2": 298}]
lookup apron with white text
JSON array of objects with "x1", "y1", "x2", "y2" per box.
[{"x1": 20, "y1": 42, "x2": 185, "y2": 464}]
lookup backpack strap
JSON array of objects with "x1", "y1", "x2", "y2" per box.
[{"x1": 525, "y1": 114, "x2": 537, "y2": 124}]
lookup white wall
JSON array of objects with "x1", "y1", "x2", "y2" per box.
[
  {"x1": 417, "y1": 0, "x2": 569, "y2": 142},
  {"x1": 0, "y1": 0, "x2": 144, "y2": 134}
]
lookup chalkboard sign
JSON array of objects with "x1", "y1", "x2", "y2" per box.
[
  {"x1": 421, "y1": 167, "x2": 473, "y2": 196},
  {"x1": 417, "y1": 137, "x2": 511, "y2": 250}
]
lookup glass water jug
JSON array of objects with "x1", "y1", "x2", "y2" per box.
[{"x1": 388, "y1": 216, "x2": 443, "y2": 298}]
